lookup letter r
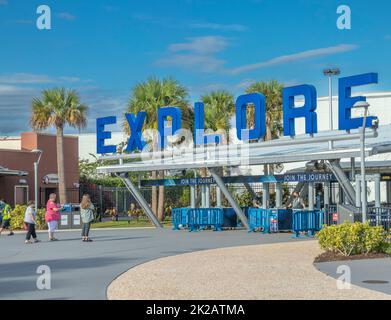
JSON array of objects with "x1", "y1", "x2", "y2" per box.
[{"x1": 283, "y1": 85, "x2": 318, "y2": 137}]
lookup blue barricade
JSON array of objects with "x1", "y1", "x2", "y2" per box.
[
  {"x1": 222, "y1": 208, "x2": 237, "y2": 228},
  {"x1": 188, "y1": 208, "x2": 223, "y2": 232},
  {"x1": 248, "y1": 208, "x2": 272, "y2": 233},
  {"x1": 278, "y1": 209, "x2": 292, "y2": 231},
  {"x1": 172, "y1": 208, "x2": 190, "y2": 230},
  {"x1": 292, "y1": 210, "x2": 325, "y2": 237},
  {"x1": 248, "y1": 208, "x2": 293, "y2": 233}
]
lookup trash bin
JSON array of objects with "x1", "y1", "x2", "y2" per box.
[
  {"x1": 71, "y1": 204, "x2": 82, "y2": 229},
  {"x1": 58, "y1": 206, "x2": 72, "y2": 230},
  {"x1": 58, "y1": 204, "x2": 82, "y2": 229}
]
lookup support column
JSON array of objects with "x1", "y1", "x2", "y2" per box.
[
  {"x1": 205, "y1": 185, "x2": 210, "y2": 208},
  {"x1": 375, "y1": 174, "x2": 381, "y2": 208},
  {"x1": 244, "y1": 182, "x2": 258, "y2": 200},
  {"x1": 355, "y1": 176, "x2": 361, "y2": 208},
  {"x1": 119, "y1": 174, "x2": 163, "y2": 228},
  {"x1": 190, "y1": 185, "x2": 196, "y2": 208},
  {"x1": 276, "y1": 183, "x2": 282, "y2": 208},
  {"x1": 216, "y1": 186, "x2": 222, "y2": 207},
  {"x1": 326, "y1": 160, "x2": 356, "y2": 205},
  {"x1": 387, "y1": 181, "x2": 391, "y2": 205},
  {"x1": 308, "y1": 182, "x2": 315, "y2": 210},
  {"x1": 209, "y1": 168, "x2": 249, "y2": 229},
  {"x1": 324, "y1": 182, "x2": 330, "y2": 207},
  {"x1": 201, "y1": 185, "x2": 206, "y2": 208},
  {"x1": 262, "y1": 183, "x2": 269, "y2": 209},
  {"x1": 350, "y1": 157, "x2": 356, "y2": 180}
]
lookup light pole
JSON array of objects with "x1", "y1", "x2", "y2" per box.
[
  {"x1": 31, "y1": 149, "x2": 43, "y2": 210},
  {"x1": 323, "y1": 68, "x2": 341, "y2": 150},
  {"x1": 353, "y1": 101, "x2": 370, "y2": 223}
]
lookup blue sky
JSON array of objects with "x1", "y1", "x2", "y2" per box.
[{"x1": 0, "y1": 0, "x2": 390, "y2": 135}]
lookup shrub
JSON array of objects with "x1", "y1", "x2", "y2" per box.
[
  {"x1": 317, "y1": 222, "x2": 387, "y2": 256},
  {"x1": 10, "y1": 205, "x2": 47, "y2": 230}
]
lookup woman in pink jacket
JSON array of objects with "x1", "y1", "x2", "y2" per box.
[{"x1": 45, "y1": 193, "x2": 61, "y2": 241}]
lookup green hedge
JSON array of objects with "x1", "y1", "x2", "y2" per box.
[
  {"x1": 317, "y1": 222, "x2": 388, "y2": 256},
  {"x1": 10, "y1": 205, "x2": 47, "y2": 230}
]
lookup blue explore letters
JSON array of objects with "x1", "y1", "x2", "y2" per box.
[{"x1": 96, "y1": 73, "x2": 379, "y2": 154}]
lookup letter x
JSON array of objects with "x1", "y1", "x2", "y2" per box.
[{"x1": 125, "y1": 112, "x2": 146, "y2": 152}]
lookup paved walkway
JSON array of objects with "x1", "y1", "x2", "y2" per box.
[
  {"x1": 0, "y1": 228, "x2": 300, "y2": 300},
  {"x1": 107, "y1": 241, "x2": 391, "y2": 300},
  {"x1": 316, "y1": 258, "x2": 391, "y2": 295}
]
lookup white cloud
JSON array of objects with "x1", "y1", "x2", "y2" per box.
[
  {"x1": 168, "y1": 36, "x2": 229, "y2": 55},
  {"x1": 0, "y1": 0, "x2": 8, "y2": 5},
  {"x1": 58, "y1": 12, "x2": 76, "y2": 21},
  {"x1": 0, "y1": 73, "x2": 82, "y2": 85},
  {"x1": 385, "y1": 35, "x2": 391, "y2": 41},
  {"x1": 189, "y1": 22, "x2": 248, "y2": 32},
  {"x1": 0, "y1": 83, "x2": 125, "y2": 135},
  {"x1": 156, "y1": 36, "x2": 229, "y2": 73},
  {"x1": 227, "y1": 44, "x2": 358, "y2": 75}
]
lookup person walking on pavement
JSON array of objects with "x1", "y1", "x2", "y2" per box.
[
  {"x1": 45, "y1": 193, "x2": 61, "y2": 241},
  {"x1": 80, "y1": 194, "x2": 94, "y2": 242},
  {"x1": 24, "y1": 201, "x2": 40, "y2": 244},
  {"x1": 0, "y1": 200, "x2": 14, "y2": 236}
]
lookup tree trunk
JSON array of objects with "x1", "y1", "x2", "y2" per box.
[
  {"x1": 56, "y1": 126, "x2": 67, "y2": 205},
  {"x1": 157, "y1": 170, "x2": 165, "y2": 221},
  {"x1": 151, "y1": 171, "x2": 158, "y2": 216},
  {"x1": 151, "y1": 130, "x2": 158, "y2": 216}
]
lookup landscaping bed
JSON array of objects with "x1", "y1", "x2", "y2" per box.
[
  {"x1": 315, "y1": 222, "x2": 391, "y2": 263},
  {"x1": 314, "y1": 251, "x2": 391, "y2": 263}
]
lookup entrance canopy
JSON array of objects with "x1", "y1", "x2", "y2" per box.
[{"x1": 97, "y1": 125, "x2": 391, "y2": 174}]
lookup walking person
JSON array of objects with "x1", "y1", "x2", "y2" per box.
[
  {"x1": 288, "y1": 191, "x2": 305, "y2": 210},
  {"x1": 0, "y1": 199, "x2": 5, "y2": 227},
  {"x1": 80, "y1": 194, "x2": 94, "y2": 242},
  {"x1": 24, "y1": 201, "x2": 40, "y2": 244},
  {"x1": 45, "y1": 193, "x2": 61, "y2": 241},
  {"x1": 0, "y1": 200, "x2": 14, "y2": 236}
]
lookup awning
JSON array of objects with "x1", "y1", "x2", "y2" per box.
[{"x1": 0, "y1": 166, "x2": 28, "y2": 177}]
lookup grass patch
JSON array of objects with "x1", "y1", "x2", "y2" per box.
[{"x1": 91, "y1": 219, "x2": 172, "y2": 229}]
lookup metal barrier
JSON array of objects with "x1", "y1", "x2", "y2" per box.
[
  {"x1": 367, "y1": 207, "x2": 391, "y2": 231},
  {"x1": 324, "y1": 205, "x2": 338, "y2": 226},
  {"x1": 248, "y1": 208, "x2": 292, "y2": 233},
  {"x1": 222, "y1": 208, "x2": 237, "y2": 228},
  {"x1": 172, "y1": 208, "x2": 190, "y2": 230},
  {"x1": 188, "y1": 208, "x2": 223, "y2": 232},
  {"x1": 248, "y1": 208, "x2": 272, "y2": 233},
  {"x1": 292, "y1": 210, "x2": 324, "y2": 238},
  {"x1": 269, "y1": 209, "x2": 292, "y2": 231}
]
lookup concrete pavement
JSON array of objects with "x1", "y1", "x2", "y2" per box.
[
  {"x1": 107, "y1": 240, "x2": 391, "y2": 300},
  {"x1": 0, "y1": 228, "x2": 303, "y2": 300}
]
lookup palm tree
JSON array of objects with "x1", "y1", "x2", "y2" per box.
[
  {"x1": 201, "y1": 90, "x2": 235, "y2": 133},
  {"x1": 30, "y1": 88, "x2": 88, "y2": 205},
  {"x1": 124, "y1": 77, "x2": 191, "y2": 221},
  {"x1": 200, "y1": 91, "x2": 235, "y2": 204},
  {"x1": 245, "y1": 80, "x2": 283, "y2": 175}
]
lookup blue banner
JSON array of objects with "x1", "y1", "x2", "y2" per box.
[{"x1": 140, "y1": 173, "x2": 337, "y2": 187}]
